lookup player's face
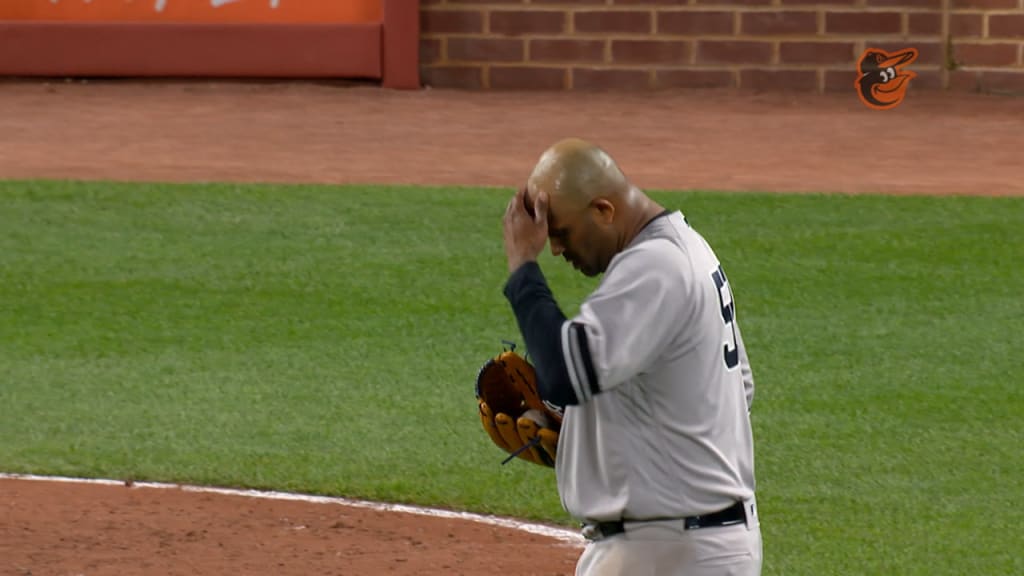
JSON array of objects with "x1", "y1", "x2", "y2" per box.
[{"x1": 547, "y1": 200, "x2": 614, "y2": 277}]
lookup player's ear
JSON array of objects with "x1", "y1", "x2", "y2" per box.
[{"x1": 591, "y1": 198, "x2": 615, "y2": 225}]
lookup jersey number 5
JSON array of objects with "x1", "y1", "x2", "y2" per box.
[{"x1": 711, "y1": 264, "x2": 740, "y2": 370}]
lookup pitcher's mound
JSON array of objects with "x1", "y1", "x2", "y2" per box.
[{"x1": 1, "y1": 476, "x2": 583, "y2": 576}]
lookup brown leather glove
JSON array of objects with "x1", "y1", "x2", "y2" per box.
[{"x1": 475, "y1": 348, "x2": 561, "y2": 467}]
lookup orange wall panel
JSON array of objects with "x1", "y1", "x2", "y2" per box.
[{"x1": 0, "y1": 0, "x2": 383, "y2": 24}]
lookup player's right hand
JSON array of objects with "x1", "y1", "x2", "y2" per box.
[{"x1": 502, "y1": 186, "x2": 549, "y2": 273}]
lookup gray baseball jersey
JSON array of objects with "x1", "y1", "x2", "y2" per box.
[{"x1": 556, "y1": 210, "x2": 756, "y2": 523}]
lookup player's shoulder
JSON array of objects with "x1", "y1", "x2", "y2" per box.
[
  {"x1": 607, "y1": 235, "x2": 687, "y2": 280},
  {"x1": 618, "y1": 213, "x2": 691, "y2": 262},
  {"x1": 624, "y1": 235, "x2": 681, "y2": 260},
  {"x1": 605, "y1": 211, "x2": 711, "y2": 282}
]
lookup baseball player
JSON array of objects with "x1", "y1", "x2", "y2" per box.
[{"x1": 501, "y1": 137, "x2": 762, "y2": 575}]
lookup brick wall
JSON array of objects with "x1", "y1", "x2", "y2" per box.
[{"x1": 418, "y1": 0, "x2": 1024, "y2": 93}]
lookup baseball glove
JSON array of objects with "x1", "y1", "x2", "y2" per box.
[{"x1": 475, "y1": 345, "x2": 562, "y2": 467}]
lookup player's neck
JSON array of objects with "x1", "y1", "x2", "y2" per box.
[{"x1": 620, "y1": 198, "x2": 667, "y2": 251}]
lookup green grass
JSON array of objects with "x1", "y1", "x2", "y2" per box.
[{"x1": 1, "y1": 180, "x2": 1021, "y2": 575}]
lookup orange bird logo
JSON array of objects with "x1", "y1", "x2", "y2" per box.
[{"x1": 855, "y1": 47, "x2": 918, "y2": 110}]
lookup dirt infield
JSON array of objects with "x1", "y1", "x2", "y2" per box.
[
  {"x1": 1, "y1": 79, "x2": 1022, "y2": 196},
  {"x1": 1, "y1": 79, "x2": 1022, "y2": 576},
  {"x1": 1, "y1": 477, "x2": 581, "y2": 576}
]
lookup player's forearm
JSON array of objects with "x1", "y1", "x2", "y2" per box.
[{"x1": 503, "y1": 261, "x2": 579, "y2": 408}]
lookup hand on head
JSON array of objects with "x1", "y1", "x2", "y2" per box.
[{"x1": 503, "y1": 185, "x2": 549, "y2": 273}]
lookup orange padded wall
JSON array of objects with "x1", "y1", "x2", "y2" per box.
[{"x1": 0, "y1": 0, "x2": 383, "y2": 24}]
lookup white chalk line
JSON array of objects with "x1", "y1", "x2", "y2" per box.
[{"x1": 0, "y1": 473, "x2": 585, "y2": 547}]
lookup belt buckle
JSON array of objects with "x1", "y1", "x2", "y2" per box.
[{"x1": 581, "y1": 523, "x2": 602, "y2": 541}]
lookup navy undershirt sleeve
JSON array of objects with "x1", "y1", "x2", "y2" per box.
[{"x1": 502, "y1": 261, "x2": 580, "y2": 408}]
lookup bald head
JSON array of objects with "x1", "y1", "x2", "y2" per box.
[
  {"x1": 520, "y1": 137, "x2": 664, "y2": 276},
  {"x1": 527, "y1": 138, "x2": 630, "y2": 208}
]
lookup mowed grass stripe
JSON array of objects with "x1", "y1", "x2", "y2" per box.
[{"x1": 0, "y1": 180, "x2": 1020, "y2": 575}]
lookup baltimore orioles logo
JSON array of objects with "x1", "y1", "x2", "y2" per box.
[{"x1": 855, "y1": 47, "x2": 918, "y2": 110}]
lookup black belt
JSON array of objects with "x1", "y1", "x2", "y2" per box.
[{"x1": 583, "y1": 500, "x2": 747, "y2": 540}]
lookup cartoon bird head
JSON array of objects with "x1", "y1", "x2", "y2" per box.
[{"x1": 856, "y1": 48, "x2": 918, "y2": 110}]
